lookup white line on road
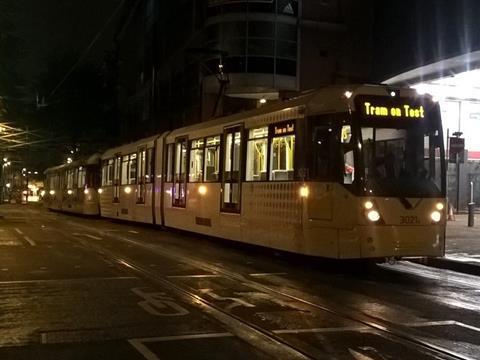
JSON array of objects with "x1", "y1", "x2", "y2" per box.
[
  {"x1": 166, "y1": 274, "x2": 222, "y2": 278},
  {"x1": 129, "y1": 333, "x2": 233, "y2": 360},
  {"x1": 72, "y1": 233, "x2": 102, "y2": 240},
  {"x1": 14, "y1": 228, "x2": 23, "y2": 235},
  {"x1": 249, "y1": 272, "x2": 287, "y2": 277},
  {"x1": 23, "y1": 236, "x2": 36, "y2": 246},
  {"x1": 0, "y1": 276, "x2": 138, "y2": 285}
]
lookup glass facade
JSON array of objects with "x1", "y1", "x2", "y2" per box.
[{"x1": 205, "y1": 0, "x2": 298, "y2": 77}]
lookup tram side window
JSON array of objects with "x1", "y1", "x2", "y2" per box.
[
  {"x1": 146, "y1": 148, "x2": 154, "y2": 183},
  {"x1": 189, "y1": 139, "x2": 204, "y2": 182},
  {"x1": 78, "y1": 167, "x2": 86, "y2": 188},
  {"x1": 173, "y1": 138, "x2": 188, "y2": 207},
  {"x1": 121, "y1": 155, "x2": 129, "y2": 185},
  {"x1": 138, "y1": 150, "x2": 146, "y2": 184},
  {"x1": 311, "y1": 125, "x2": 336, "y2": 180},
  {"x1": 341, "y1": 125, "x2": 355, "y2": 184},
  {"x1": 204, "y1": 136, "x2": 220, "y2": 182},
  {"x1": 67, "y1": 169, "x2": 74, "y2": 189},
  {"x1": 222, "y1": 127, "x2": 242, "y2": 211},
  {"x1": 128, "y1": 154, "x2": 137, "y2": 184},
  {"x1": 270, "y1": 134, "x2": 295, "y2": 181},
  {"x1": 102, "y1": 159, "x2": 114, "y2": 186},
  {"x1": 246, "y1": 127, "x2": 268, "y2": 181},
  {"x1": 166, "y1": 144, "x2": 174, "y2": 182}
]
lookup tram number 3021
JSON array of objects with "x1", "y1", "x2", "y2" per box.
[{"x1": 400, "y1": 216, "x2": 420, "y2": 224}]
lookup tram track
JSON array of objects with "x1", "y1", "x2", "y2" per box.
[{"x1": 60, "y1": 218, "x2": 472, "y2": 360}]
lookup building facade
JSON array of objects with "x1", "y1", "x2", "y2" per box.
[{"x1": 112, "y1": 0, "x2": 374, "y2": 141}]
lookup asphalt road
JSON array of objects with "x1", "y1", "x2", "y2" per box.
[{"x1": 0, "y1": 204, "x2": 479, "y2": 359}]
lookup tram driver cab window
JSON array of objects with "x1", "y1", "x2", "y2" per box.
[{"x1": 341, "y1": 125, "x2": 355, "y2": 184}]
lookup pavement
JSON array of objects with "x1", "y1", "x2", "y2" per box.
[{"x1": 418, "y1": 213, "x2": 480, "y2": 275}]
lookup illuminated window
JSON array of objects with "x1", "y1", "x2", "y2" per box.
[
  {"x1": 342, "y1": 125, "x2": 355, "y2": 184},
  {"x1": 166, "y1": 144, "x2": 174, "y2": 182},
  {"x1": 173, "y1": 138, "x2": 188, "y2": 207},
  {"x1": 189, "y1": 139, "x2": 204, "y2": 182},
  {"x1": 270, "y1": 121, "x2": 295, "y2": 181},
  {"x1": 121, "y1": 155, "x2": 129, "y2": 185},
  {"x1": 204, "y1": 136, "x2": 220, "y2": 182},
  {"x1": 129, "y1": 153, "x2": 137, "y2": 184},
  {"x1": 222, "y1": 127, "x2": 242, "y2": 212},
  {"x1": 113, "y1": 156, "x2": 121, "y2": 201},
  {"x1": 146, "y1": 148, "x2": 154, "y2": 183},
  {"x1": 66, "y1": 169, "x2": 75, "y2": 189},
  {"x1": 137, "y1": 149, "x2": 146, "y2": 203},
  {"x1": 246, "y1": 127, "x2": 268, "y2": 181},
  {"x1": 102, "y1": 159, "x2": 114, "y2": 186},
  {"x1": 138, "y1": 150, "x2": 146, "y2": 184},
  {"x1": 78, "y1": 167, "x2": 86, "y2": 188}
]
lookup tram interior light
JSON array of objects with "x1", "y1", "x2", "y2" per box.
[
  {"x1": 98, "y1": 188, "x2": 103, "y2": 194},
  {"x1": 430, "y1": 210, "x2": 441, "y2": 223},
  {"x1": 67, "y1": 189, "x2": 73, "y2": 195},
  {"x1": 49, "y1": 190, "x2": 55, "y2": 195}
]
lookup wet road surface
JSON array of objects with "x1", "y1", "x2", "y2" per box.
[{"x1": 0, "y1": 205, "x2": 479, "y2": 359}]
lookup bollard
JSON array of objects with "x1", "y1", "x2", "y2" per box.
[{"x1": 468, "y1": 202, "x2": 475, "y2": 227}]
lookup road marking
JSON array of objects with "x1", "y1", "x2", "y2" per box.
[
  {"x1": 14, "y1": 228, "x2": 23, "y2": 235},
  {"x1": 273, "y1": 326, "x2": 368, "y2": 334},
  {"x1": 0, "y1": 276, "x2": 137, "y2": 285},
  {"x1": 166, "y1": 274, "x2": 221, "y2": 278},
  {"x1": 249, "y1": 272, "x2": 287, "y2": 277},
  {"x1": 24, "y1": 236, "x2": 36, "y2": 246},
  {"x1": 129, "y1": 333, "x2": 233, "y2": 360},
  {"x1": 128, "y1": 230, "x2": 139, "y2": 234},
  {"x1": 72, "y1": 233, "x2": 102, "y2": 240},
  {"x1": 199, "y1": 288, "x2": 255, "y2": 311},
  {"x1": 132, "y1": 287, "x2": 189, "y2": 316}
]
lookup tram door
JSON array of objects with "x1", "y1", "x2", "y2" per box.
[{"x1": 221, "y1": 126, "x2": 243, "y2": 213}]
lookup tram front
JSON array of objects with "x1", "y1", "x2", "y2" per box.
[{"x1": 349, "y1": 92, "x2": 446, "y2": 259}]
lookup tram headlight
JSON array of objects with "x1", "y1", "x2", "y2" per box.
[
  {"x1": 198, "y1": 185, "x2": 207, "y2": 195},
  {"x1": 49, "y1": 190, "x2": 55, "y2": 195},
  {"x1": 367, "y1": 210, "x2": 381, "y2": 222},
  {"x1": 364, "y1": 201, "x2": 374, "y2": 210},
  {"x1": 67, "y1": 189, "x2": 73, "y2": 195},
  {"x1": 436, "y1": 202, "x2": 444, "y2": 211},
  {"x1": 299, "y1": 185, "x2": 309, "y2": 198},
  {"x1": 124, "y1": 186, "x2": 132, "y2": 194},
  {"x1": 430, "y1": 210, "x2": 441, "y2": 223}
]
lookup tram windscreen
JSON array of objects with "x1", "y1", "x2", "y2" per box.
[{"x1": 356, "y1": 95, "x2": 444, "y2": 197}]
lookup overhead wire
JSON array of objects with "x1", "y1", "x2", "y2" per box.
[{"x1": 46, "y1": 0, "x2": 127, "y2": 101}]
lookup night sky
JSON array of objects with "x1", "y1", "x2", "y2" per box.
[{"x1": 13, "y1": 0, "x2": 120, "y2": 82}]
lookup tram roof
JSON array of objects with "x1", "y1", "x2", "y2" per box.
[
  {"x1": 44, "y1": 153, "x2": 101, "y2": 174},
  {"x1": 101, "y1": 134, "x2": 161, "y2": 159},
  {"x1": 166, "y1": 84, "x2": 421, "y2": 139}
]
